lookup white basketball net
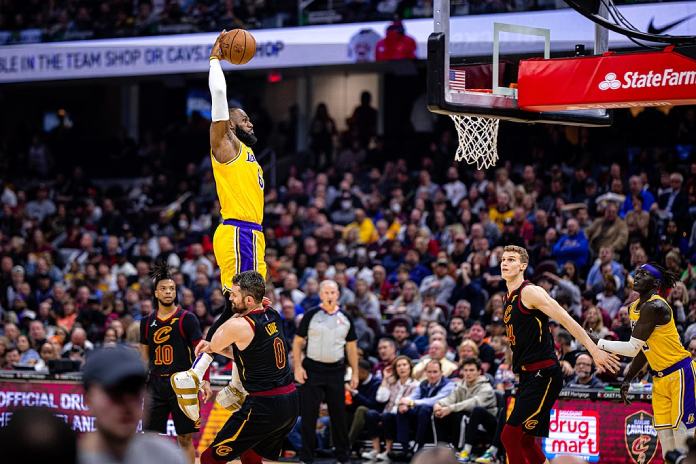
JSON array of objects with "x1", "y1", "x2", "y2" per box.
[{"x1": 449, "y1": 114, "x2": 500, "y2": 170}]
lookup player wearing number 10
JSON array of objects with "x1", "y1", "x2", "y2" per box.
[{"x1": 139, "y1": 262, "x2": 212, "y2": 464}]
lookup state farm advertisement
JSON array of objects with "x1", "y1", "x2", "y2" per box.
[
  {"x1": 0, "y1": 380, "x2": 231, "y2": 453},
  {"x1": 518, "y1": 48, "x2": 696, "y2": 111}
]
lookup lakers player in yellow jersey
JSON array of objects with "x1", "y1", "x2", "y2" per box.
[
  {"x1": 591, "y1": 263, "x2": 693, "y2": 458},
  {"x1": 171, "y1": 31, "x2": 268, "y2": 422}
]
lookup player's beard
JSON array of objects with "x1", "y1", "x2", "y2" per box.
[
  {"x1": 231, "y1": 300, "x2": 247, "y2": 314},
  {"x1": 235, "y1": 126, "x2": 257, "y2": 147},
  {"x1": 156, "y1": 297, "x2": 175, "y2": 309}
]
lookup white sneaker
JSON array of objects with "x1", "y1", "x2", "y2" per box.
[
  {"x1": 170, "y1": 369, "x2": 201, "y2": 421},
  {"x1": 376, "y1": 451, "x2": 390, "y2": 461},
  {"x1": 216, "y1": 384, "x2": 247, "y2": 413},
  {"x1": 361, "y1": 450, "x2": 379, "y2": 460}
]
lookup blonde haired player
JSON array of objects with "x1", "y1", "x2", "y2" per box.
[
  {"x1": 590, "y1": 262, "x2": 695, "y2": 459},
  {"x1": 499, "y1": 245, "x2": 619, "y2": 464},
  {"x1": 171, "y1": 31, "x2": 267, "y2": 422}
]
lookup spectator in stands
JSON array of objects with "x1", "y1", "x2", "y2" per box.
[
  {"x1": 557, "y1": 330, "x2": 581, "y2": 376},
  {"x1": 3, "y1": 322, "x2": 20, "y2": 347},
  {"x1": 433, "y1": 357, "x2": 498, "y2": 461},
  {"x1": 586, "y1": 202, "x2": 628, "y2": 255},
  {"x1": 566, "y1": 353, "x2": 606, "y2": 388},
  {"x1": 16, "y1": 334, "x2": 39, "y2": 365},
  {"x1": 412, "y1": 340, "x2": 458, "y2": 380},
  {"x1": 420, "y1": 258, "x2": 456, "y2": 306},
  {"x1": 362, "y1": 355, "x2": 418, "y2": 461},
  {"x1": 625, "y1": 195, "x2": 651, "y2": 239},
  {"x1": 390, "y1": 359, "x2": 454, "y2": 460},
  {"x1": 467, "y1": 321, "x2": 495, "y2": 374},
  {"x1": 552, "y1": 218, "x2": 590, "y2": 269},
  {"x1": 28, "y1": 319, "x2": 48, "y2": 349},
  {"x1": 688, "y1": 338, "x2": 696, "y2": 361},
  {"x1": 355, "y1": 278, "x2": 381, "y2": 321},
  {"x1": 596, "y1": 277, "x2": 622, "y2": 318},
  {"x1": 3, "y1": 347, "x2": 20, "y2": 369},
  {"x1": 61, "y1": 327, "x2": 94, "y2": 356},
  {"x1": 611, "y1": 306, "x2": 632, "y2": 342},
  {"x1": 582, "y1": 306, "x2": 610, "y2": 339},
  {"x1": 621, "y1": 175, "x2": 655, "y2": 217},
  {"x1": 374, "y1": 337, "x2": 398, "y2": 378},
  {"x1": 657, "y1": 172, "x2": 690, "y2": 230},
  {"x1": 347, "y1": 359, "x2": 384, "y2": 447},
  {"x1": 35, "y1": 340, "x2": 59, "y2": 372},
  {"x1": 586, "y1": 246, "x2": 625, "y2": 291}
]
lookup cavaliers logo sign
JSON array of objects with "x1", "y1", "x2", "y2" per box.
[{"x1": 624, "y1": 410, "x2": 659, "y2": 464}]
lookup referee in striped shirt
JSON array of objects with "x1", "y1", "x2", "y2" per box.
[{"x1": 293, "y1": 279, "x2": 359, "y2": 464}]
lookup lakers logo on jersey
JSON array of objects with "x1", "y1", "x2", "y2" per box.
[
  {"x1": 153, "y1": 326, "x2": 172, "y2": 344},
  {"x1": 246, "y1": 152, "x2": 256, "y2": 162},
  {"x1": 265, "y1": 321, "x2": 278, "y2": 336},
  {"x1": 688, "y1": 414, "x2": 695, "y2": 425},
  {"x1": 504, "y1": 305, "x2": 513, "y2": 324}
]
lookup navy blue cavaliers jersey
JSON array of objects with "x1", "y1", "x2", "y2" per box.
[
  {"x1": 503, "y1": 281, "x2": 557, "y2": 373},
  {"x1": 140, "y1": 308, "x2": 202, "y2": 376},
  {"x1": 231, "y1": 306, "x2": 293, "y2": 393}
]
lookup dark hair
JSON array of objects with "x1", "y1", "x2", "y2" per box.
[
  {"x1": 460, "y1": 356, "x2": 481, "y2": 369},
  {"x1": 150, "y1": 260, "x2": 173, "y2": 287},
  {"x1": 378, "y1": 337, "x2": 397, "y2": 349},
  {"x1": 557, "y1": 330, "x2": 573, "y2": 345},
  {"x1": 358, "y1": 358, "x2": 372, "y2": 371},
  {"x1": 232, "y1": 271, "x2": 266, "y2": 303},
  {"x1": 646, "y1": 262, "x2": 679, "y2": 292}
]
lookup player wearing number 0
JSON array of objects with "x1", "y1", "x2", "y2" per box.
[
  {"x1": 199, "y1": 271, "x2": 298, "y2": 464},
  {"x1": 590, "y1": 263, "x2": 695, "y2": 459},
  {"x1": 171, "y1": 30, "x2": 268, "y2": 422},
  {"x1": 499, "y1": 246, "x2": 620, "y2": 464},
  {"x1": 139, "y1": 261, "x2": 213, "y2": 464}
]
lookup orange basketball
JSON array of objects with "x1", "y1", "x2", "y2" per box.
[{"x1": 220, "y1": 29, "x2": 256, "y2": 65}]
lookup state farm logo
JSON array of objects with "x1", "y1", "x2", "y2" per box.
[
  {"x1": 598, "y1": 69, "x2": 696, "y2": 91},
  {"x1": 599, "y1": 73, "x2": 621, "y2": 90}
]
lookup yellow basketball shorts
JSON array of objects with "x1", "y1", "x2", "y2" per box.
[
  {"x1": 213, "y1": 219, "x2": 267, "y2": 291},
  {"x1": 651, "y1": 357, "x2": 696, "y2": 430}
]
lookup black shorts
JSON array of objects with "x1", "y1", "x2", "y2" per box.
[
  {"x1": 207, "y1": 389, "x2": 299, "y2": 461},
  {"x1": 507, "y1": 365, "x2": 563, "y2": 437},
  {"x1": 144, "y1": 375, "x2": 200, "y2": 435}
]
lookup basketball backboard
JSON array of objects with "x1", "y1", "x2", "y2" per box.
[{"x1": 427, "y1": 0, "x2": 612, "y2": 127}]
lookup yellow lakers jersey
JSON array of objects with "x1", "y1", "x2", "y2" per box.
[
  {"x1": 629, "y1": 294, "x2": 690, "y2": 371},
  {"x1": 211, "y1": 142, "x2": 264, "y2": 225}
]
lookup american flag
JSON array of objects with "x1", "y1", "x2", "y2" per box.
[{"x1": 449, "y1": 69, "x2": 466, "y2": 92}]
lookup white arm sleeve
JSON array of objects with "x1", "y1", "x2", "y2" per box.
[
  {"x1": 597, "y1": 337, "x2": 644, "y2": 357},
  {"x1": 209, "y1": 58, "x2": 229, "y2": 122}
]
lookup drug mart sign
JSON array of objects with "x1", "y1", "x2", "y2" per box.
[{"x1": 543, "y1": 409, "x2": 600, "y2": 462}]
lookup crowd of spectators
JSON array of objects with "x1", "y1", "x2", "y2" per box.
[
  {"x1": 0, "y1": 0, "x2": 678, "y2": 43},
  {"x1": 0, "y1": 86, "x2": 695, "y2": 458}
]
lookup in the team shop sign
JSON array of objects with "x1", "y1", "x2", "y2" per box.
[{"x1": 543, "y1": 409, "x2": 600, "y2": 462}]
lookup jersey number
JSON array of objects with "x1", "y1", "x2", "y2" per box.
[
  {"x1": 154, "y1": 345, "x2": 173, "y2": 365},
  {"x1": 273, "y1": 338, "x2": 286, "y2": 369},
  {"x1": 506, "y1": 325, "x2": 516, "y2": 346}
]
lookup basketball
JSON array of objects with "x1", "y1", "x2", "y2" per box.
[{"x1": 220, "y1": 29, "x2": 256, "y2": 65}]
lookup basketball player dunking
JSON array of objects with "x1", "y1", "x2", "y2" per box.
[
  {"x1": 171, "y1": 31, "x2": 268, "y2": 421},
  {"x1": 499, "y1": 246, "x2": 620, "y2": 464}
]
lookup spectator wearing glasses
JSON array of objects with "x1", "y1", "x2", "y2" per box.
[{"x1": 566, "y1": 354, "x2": 606, "y2": 388}]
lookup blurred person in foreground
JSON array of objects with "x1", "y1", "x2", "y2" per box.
[
  {"x1": 1, "y1": 407, "x2": 76, "y2": 464},
  {"x1": 78, "y1": 346, "x2": 186, "y2": 464},
  {"x1": 499, "y1": 245, "x2": 619, "y2": 464},
  {"x1": 590, "y1": 263, "x2": 695, "y2": 459}
]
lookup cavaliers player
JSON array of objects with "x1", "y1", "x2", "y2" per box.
[
  {"x1": 172, "y1": 30, "x2": 269, "y2": 420},
  {"x1": 499, "y1": 245, "x2": 619, "y2": 464},
  {"x1": 590, "y1": 263, "x2": 695, "y2": 459},
  {"x1": 199, "y1": 270, "x2": 298, "y2": 464},
  {"x1": 139, "y1": 261, "x2": 213, "y2": 464}
]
